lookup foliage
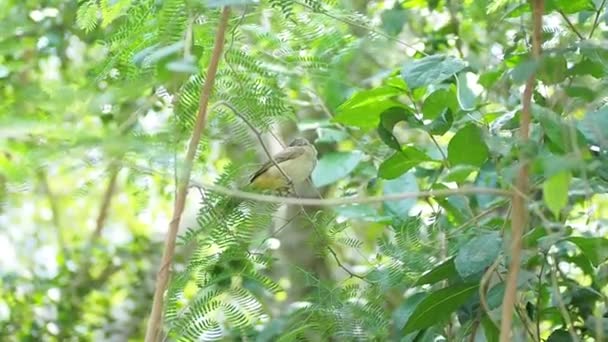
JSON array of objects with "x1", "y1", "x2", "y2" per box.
[{"x1": 1, "y1": 0, "x2": 608, "y2": 341}]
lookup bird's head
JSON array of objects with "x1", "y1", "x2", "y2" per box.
[{"x1": 288, "y1": 137, "x2": 310, "y2": 147}]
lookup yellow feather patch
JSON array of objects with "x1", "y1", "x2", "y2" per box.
[{"x1": 250, "y1": 169, "x2": 288, "y2": 190}]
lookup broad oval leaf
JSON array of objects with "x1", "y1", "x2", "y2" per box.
[
  {"x1": 426, "y1": 109, "x2": 454, "y2": 135},
  {"x1": 402, "y1": 282, "x2": 479, "y2": 334},
  {"x1": 578, "y1": 106, "x2": 608, "y2": 148},
  {"x1": 378, "y1": 147, "x2": 434, "y2": 180},
  {"x1": 422, "y1": 88, "x2": 459, "y2": 119},
  {"x1": 456, "y1": 73, "x2": 476, "y2": 111},
  {"x1": 538, "y1": 55, "x2": 567, "y2": 85},
  {"x1": 393, "y1": 292, "x2": 427, "y2": 331},
  {"x1": 334, "y1": 86, "x2": 405, "y2": 129},
  {"x1": 447, "y1": 124, "x2": 489, "y2": 167},
  {"x1": 415, "y1": 257, "x2": 457, "y2": 286},
  {"x1": 312, "y1": 151, "x2": 363, "y2": 187},
  {"x1": 543, "y1": 170, "x2": 571, "y2": 218},
  {"x1": 377, "y1": 107, "x2": 414, "y2": 150},
  {"x1": 567, "y1": 236, "x2": 608, "y2": 266},
  {"x1": 454, "y1": 231, "x2": 502, "y2": 279},
  {"x1": 441, "y1": 164, "x2": 477, "y2": 183},
  {"x1": 401, "y1": 55, "x2": 467, "y2": 89}
]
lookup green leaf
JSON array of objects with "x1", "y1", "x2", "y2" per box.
[
  {"x1": 510, "y1": 59, "x2": 538, "y2": 84},
  {"x1": 546, "y1": 329, "x2": 573, "y2": 342},
  {"x1": 383, "y1": 172, "x2": 418, "y2": 218},
  {"x1": 533, "y1": 105, "x2": 587, "y2": 153},
  {"x1": 567, "y1": 236, "x2": 608, "y2": 266},
  {"x1": 424, "y1": 108, "x2": 454, "y2": 135},
  {"x1": 441, "y1": 165, "x2": 477, "y2": 182},
  {"x1": 538, "y1": 55, "x2": 567, "y2": 85},
  {"x1": 334, "y1": 86, "x2": 405, "y2": 129},
  {"x1": 543, "y1": 170, "x2": 571, "y2": 218},
  {"x1": 486, "y1": 282, "x2": 506, "y2": 310},
  {"x1": 402, "y1": 282, "x2": 478, "y2": 333},
  {"x1": 377, "y1": 107, "x2": 413, "y2": 150},
  {"x1": 427, "y1": 109, "x2": 453, "y2": 135},
  {"x1": 378, "y1": 147, "x2": 434, "y2": 180},
  {"x1": 422, "y1": 88, "x2": 459, "y2": 120},
  {"x1": 393, "y1": 292, "x2": 427, "y2": 331},
  {"x1": 578, "y1": 106, "x2": 608, "y2": 147},
  {"x1": 401, "y1": 55, "x2": 467, "y2": 89},
  {"x1": 546, "y1": 0, "x2": 595, "y2": 13},
  {"x1": 415, "y1": 257, "x2": 458, "y2": 286},
  {"x1": 311, "y1": 151, "x2": 363, "y2": 187},
  {"x1": 456, "y1": 73, "x2": 476, "y2": 110},
  {"x1": 565, "y1": 86, "x2": 595, "y2": 101},
  {"x1": 447, "y1": 124, "x2": 489, "y2": 167},
  {"x1": 478, "y1": 69, "x2": 504, "y2": 90},
  {"x1": 381, "y1": 7, "x2": 407, "y2": 36},
  {"x1": 568, "y1": 58, "x2": 605, "y2": 78},
  {"x1": 454, "y1": 232, "x2": 502, "y2": 279},
  {"x1": 481, "y1": 315, "x2": 499, "y2": 342}
]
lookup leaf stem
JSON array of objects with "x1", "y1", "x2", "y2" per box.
[{"x1": 589, "y1": 0, "x2": 607, "y2": 39}]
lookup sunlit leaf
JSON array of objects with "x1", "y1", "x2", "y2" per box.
[
  {"x1": 402, "y1": 282, "x2": 478, "y2": 333},
  {"x1": 334, "y1": 86, "x2": 406, "y2": 129},
  {"x1": 378, "y1": 147, "x2": 435, "y2": 180},
  {"x1": 422, "y1": 88, "x2": 459, "y2": 119},
  {"x1": 448, "y1": 124, "x2": 489, "y2": 167},
  {"x1": 543, "y1": 170, "x2": 572, "y2": 218},
  {"x1": 401, "y1": 55, "x2": 467, "y2": 89},
  {"x1": 312, "y1": 151, "x2": 363, "y2": 187}
]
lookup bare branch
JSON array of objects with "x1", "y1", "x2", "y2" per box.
[
  {"x1": 559, "y1": 10, "x2": 584, "y2": 40},
  {"x1": 144, "y1": 7, "x2": 232, "y2": 342},
  {"x1": 37, "y1": 170, "x2": 69, "y2": 258},
  {"x1": 499, "y1": 1, "x2": 543, "y2": 340},
  {"x1": 190, "y1": 180, "x2": 512, "y2": 206},
  {"x1": 91, "y1": 164, "x2": 120, "y2": 240},
  {"x1": 589, "y1": 0, "x2": 607, "y2": 39}
]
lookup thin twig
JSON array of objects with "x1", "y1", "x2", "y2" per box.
[
  {"x1": 188, "y1": 179, "x2": 511, "y2": 206},
  {"x1": 479, "y1": 256, "x2": 501, "y2": 328},
  {"x1": 589, "y1": 0, "x2": 607, "y2": 39},
  {"x1": 549, "y1": 255, "x2": 580, "y2": 341},
  {"x1": 37, "y1": 170, "x2": 69, "y2": 259},
  {"x1": 536, "y1": 255, "x2": 546, "y2": 341},
  {"x1": 499, "y1": 1, "x2": 543, "y2": 340},
  {"x1": 558, "y1": 10, "x2": 584, "y2": 40},
  {"x1": 91, "y1": 164, "x2": 120, "y2": 240},
  {"x1": 144, "y1": 7, "x2": 231, "y2": 342}
]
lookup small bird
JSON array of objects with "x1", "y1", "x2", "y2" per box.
[{"x1": 248, "y1": 137, "x2": 317, "y2": 193}]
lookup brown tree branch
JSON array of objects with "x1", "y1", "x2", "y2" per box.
[
  {"x1": 190, "y1": 180, "x2": 511, "y2": 206},
  {"x1": 91, "y1": 163, "x2": 120, "y2": 240},
  {"x1": 144, "y1": 7, "x2": 232, "y2": 342},
  {"x1": 499, "y1": 0, "x2": 543, "y2": 340},
  {"x1": 37, "y1": 170, "x2": 69, "y2": 258}
]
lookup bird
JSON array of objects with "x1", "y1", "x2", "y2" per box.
[{"x1": 248, "y1": 137, "x2": 317, "y2": 193}]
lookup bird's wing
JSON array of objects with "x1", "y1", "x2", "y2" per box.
[{"x1": 249, "y1": 146, "x2": 306, "y2": 183}]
